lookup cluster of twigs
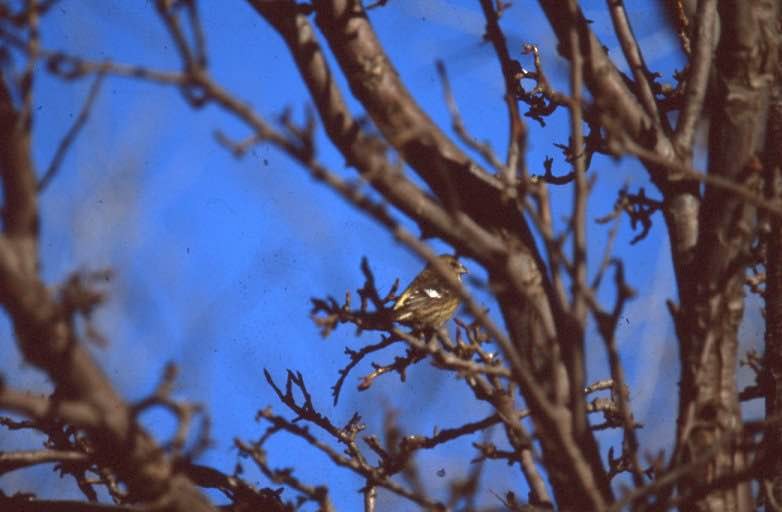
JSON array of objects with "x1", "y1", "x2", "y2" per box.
[{"x1": 290, "y1": 256, "x2": 634, "y2": 510}]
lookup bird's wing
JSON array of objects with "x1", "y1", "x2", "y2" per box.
[{"x1": 393, "y1": 285, "x2": 450, "y2": 318}]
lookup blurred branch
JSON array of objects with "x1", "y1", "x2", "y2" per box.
[
  {"x1": 38, "y1": 72, "x2": 105, "y2": 192},
  {"x1": 566, "y1": 0, "x2": 590, "y2": 437},
  {"x1": 435, "y1": 61, "x2": 505, "y2": 173},
  {"x1": 19, "y1": 0, "x2": 40, "y2": 131},
  {"x1": 672, "y1": 0, "x2": 717, "y2": 152},
  {"x1": 179, "y1": 462, "x2": 287, "y2": 511},
  {"x1": 363, "y1": 485, "x2": 377, "y2": 512},
  {"x1": 607, "y1": 0, "x2": 662, "y2": 122},
  {"x1": 478, "y1": 0, "x2": 526, "y2": 185},
  {"x1": 534, "y1": 156, "x2": 574, "y2": 185},
  {"x1": 0, "y1": 46, "x2": 215, "y2": 508},
  {"x1": 132, "y1": 363, "x2": 209, "y2": 456},
  {"x1": 0, "y1": 387, "x2": 101, "y2": 429},
  {"x1": 516, "y1": 42, "x2": 571, "y2": 125},
  {"x1": 671, "y1": 0, "x2": 692, "y2": 56},
  {"x1": 537, "y1": 0, "x2": 670, "y2": 156},
  {"x1": 0, "y1": 449, "x2": 88, "y2": 474},
  {"x1": 0, "y1": 495, "x2": 140, "y2": 512},
  {"x1": 596, "y1": 186, "x2": 662, "y2": 245},
  {"x1": 0, "y1": 0, "x2": 61, "y2": 26},
  {"x1": 622, "y1": 138, "x2": 782, "y2": 218},
  {"x1": 608, "y1": 415, "x2": 782, "y2": 512}
]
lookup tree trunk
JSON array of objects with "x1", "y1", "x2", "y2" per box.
[
  {"x1": 764, "y1": 74, "x2": 782, "y2": 510},
  {"x1": 675, "y1": 2, "x2": 778, "y2": 510}
]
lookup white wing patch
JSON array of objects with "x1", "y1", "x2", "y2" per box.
[{"x1": 424, "y1": 288, "x2": 442, "y2": 299}]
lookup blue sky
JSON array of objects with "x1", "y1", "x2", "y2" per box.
[{"x1": 0, "y1": 1, "x2": 766, "y2": 509}]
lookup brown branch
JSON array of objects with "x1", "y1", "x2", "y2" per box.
[
  {"x1": 309, "y1": 0, "x2": 506, "y2": 203},
  {"x1": 560, "y1": 10, "x2": 608, "y2": 507},
  {"x1": 178, "y1": 462, "x2": 287, "y2": 511},
  {"x1": 378, "y1": 413, "x2": 501, "y2": 459},
  {"x1": 671, "y1": 0, "x2": 692, "y2": 56},
  {"x1": 0, "y1": 26, "x2": 187, "y2": 86},
  {"x1": 595, "y1": 186, "x2": 662, "y2": 245},
  {"x1": 363, "y1": 484, "x2": 376, "y2": 512},
  {"x1": 0, "y1": 495, "x2": 141, "y2": 512},
  {"x1": 762, "y1": 66, "x2": 782, "y2": 508},
  {"x1": 18, "y1": 0, "x2": 40, "y2": 132},
  {"x1": 392, "y1": 328, "x2": 512, "y2": 379},
  {"x1": 0, "y1": 449, "x2": 88, "y2": 474},
  {"x1": 357, "y1": 347, "x2": 426, "y2": 392},
  {"x1": 478, "y1": 0, "x2": 526, "y2": 185},
  {"x1": 516, "y1": 42, "x2": 572, "y2": 124},
  {"x1": 38, "y1": 72, "x2": 105, "y2": 192},
  {"x1": 234, "y1": 439, "x2": 335, "y2": 512},
  {"x1": 538, "y1": 0, "x2": 671, "y2": 158},
  {"x1": 606, "y1": 0, "x2": 662, "y2": 122},
  {"x1": 131, "y1": 363, "x2": 208, "y2": 456},
  {"x1": 249, "y1": 405, "x2": 445, "y2": 510},
  {"x1": 670, "y1": 3, "x2": 778, "y2": 509},
  {"x1": 248, "y1": 0, "x2": 510, "y2": 263},
  {"x1": 154, "y1": 0, "x2": 204, "y2": 71},
  {"x1": 593, "y1": 260, "x2": 645, "y2": 491},
  {"x1": 0, "y1": 387, "x2": 101, "y2": 429},
  {"x1": 435, "y1": 61, "x2": 505, "y2": 173},
  {"x1": 608, "y1": 416, "x2": 782, "y2": 512},
  {"x1": 622, "y1": 138, "x2": 782, "y2": 218},
  {"x1": 0, "y1": 77, "x2": 38, "y2": 241},
  {"x1": 672, "y1": 0, "x2": 718, "y2": 152},
  {"x1": 0, "y1": 42, "x2": 215, "y2": 511},
  {"x1": 332, "y1": 336, "x2": 399, "y2": 405},
  {"x1": 567, "y1": 0, "x2": 589, "y2": 367}
]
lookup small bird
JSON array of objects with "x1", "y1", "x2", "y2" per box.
[{"x1": 392, "y1": 254, "x2": 468, "y2": 328}]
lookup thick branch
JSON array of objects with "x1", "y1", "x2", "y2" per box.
[
  {"x1": 0, "y1": 67, "x2": 214, "y2": 510},
  {"x1": 672, "y1": 2, "x2": 779, "y2": 510}
]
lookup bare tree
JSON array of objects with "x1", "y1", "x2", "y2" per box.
[{"x1": 0, "y1": 0, "x2": 780, "y2": 511}]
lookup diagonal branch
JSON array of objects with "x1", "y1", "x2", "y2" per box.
[
  {"x1": 672, "y1": 0, "x2": 718, "y2": 152},
  {"x1": 606, "y1": 0, "x2": 663, "y2": 124},
  {"x1": 39, "y1": 71, "x2": 105, "y2": 192}
]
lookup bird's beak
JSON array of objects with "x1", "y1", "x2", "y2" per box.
[{"x1": 458, "y1": 262, "x2": 468, "y2": 275}]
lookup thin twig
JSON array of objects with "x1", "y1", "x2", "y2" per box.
[
  {"x1": 39, "y1": 72, "x2": 106, "y2": 192},
  {"x1": 624, "y1": 138, "x2": 782, "y2": 218},
  {"x1": 478, "y1": 0, "x2": 526, "y2": 185},
  {"x1": 435, "y1": 61, "x2": 505, "y2": 173}
]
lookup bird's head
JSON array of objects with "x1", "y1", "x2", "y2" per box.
[{"x1": 437, "y1": 254, "x2": 468, "y2": 279}]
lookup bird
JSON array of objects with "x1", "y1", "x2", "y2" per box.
[{"x1": 392, "y1": 254, "x2": 468, "y2": 328}]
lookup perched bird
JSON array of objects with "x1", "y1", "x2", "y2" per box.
[{"x1": 392, "y1": 254, "x2": 468, "y2": 328}]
